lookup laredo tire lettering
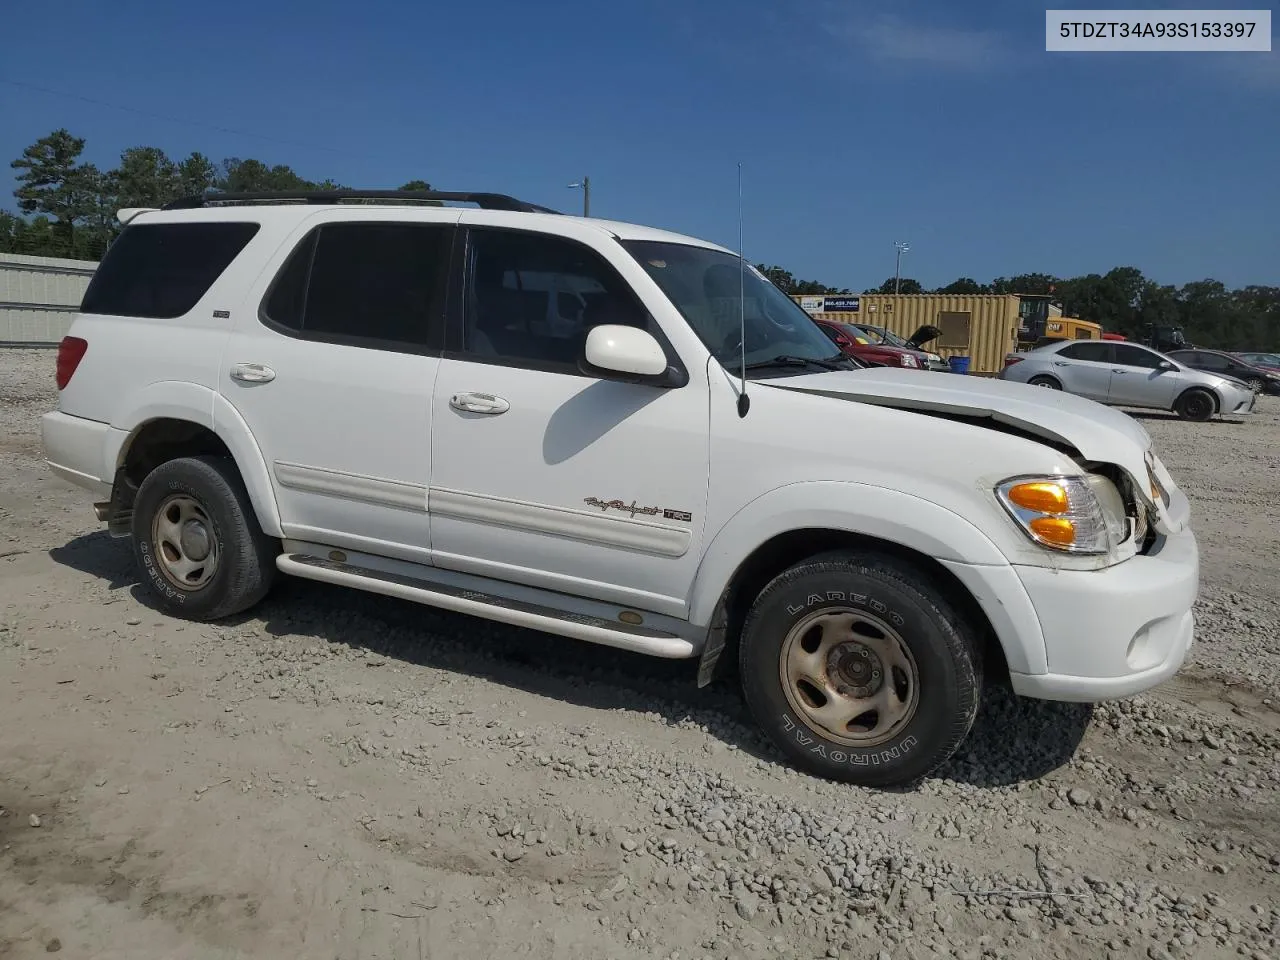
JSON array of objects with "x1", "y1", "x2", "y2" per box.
[{"x1": 785, "y1": 590, "x2": 905, "y2": 626}]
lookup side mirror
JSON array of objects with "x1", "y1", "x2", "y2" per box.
[
  {"x1": 1157, "y1": 360, "x2": 1177, "y2": 371},
  {"x1": 579, "y1": 324, "x2": 681, "y2": 386}
]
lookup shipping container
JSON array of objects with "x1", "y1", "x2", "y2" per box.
[
  {"x1": 791, "y1": 293, "x2": 1025, "y2": 375},
  {"x1": 0, "y1": 252, "x2": 98, "y2": 344}
]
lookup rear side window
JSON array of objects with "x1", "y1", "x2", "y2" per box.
[
  {"x1": 80, "y1": 222, "x2": 260, "y2": 319},
  {"x1": 1058, "y1": 342, "x2": 1110, "y2": 362},
  {"x1": 261, "y1": 222, "x2": 451, "y2": 351}
]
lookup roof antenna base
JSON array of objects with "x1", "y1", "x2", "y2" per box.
[{"x1": 736, "y1": 393, "x2": 751, "y2": 418}]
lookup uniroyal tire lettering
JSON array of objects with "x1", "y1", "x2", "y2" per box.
[{"x1": 782, "y1": 715, "x2": 918, "y2": 767}]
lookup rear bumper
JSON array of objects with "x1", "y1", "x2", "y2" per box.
[
  {"x1": 1008, "y1": 526, "x2": 1198, "y2": 702},
  {"x1": 41, "y1": 410, "x2": 116, "y2": 499}
]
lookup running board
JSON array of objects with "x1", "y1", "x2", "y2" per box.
[{"x1": 275, "y1": 553, "x2": 696, "y2": 659}]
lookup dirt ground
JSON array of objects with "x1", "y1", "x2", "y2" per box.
[{"x1": 2, "y1": 347, "x2": 1278, "y2": 960}]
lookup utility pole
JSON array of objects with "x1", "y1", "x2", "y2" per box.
[
  {"x1": 894, "y1": 241, "x2": 910, "y2": 294},
  {"x1": 568, "y1": 176, "x2": 590, "y2": 217}
]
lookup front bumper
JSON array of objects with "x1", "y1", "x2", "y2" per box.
[
  {"x1": 1008, "y1": 524, "x2": 1198, "y2": 702},
  {"x1": 1223, "y1": 387, "x2": 1256, "y2": 415}
]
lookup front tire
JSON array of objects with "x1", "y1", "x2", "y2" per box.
[
  {"x1": 1174, "y1": 388, "x2": 1215, "y2": 422},
  {"x1": 131, "y1": 455, "x2": 277, "y2": 621},
  {"x1": 738, "y1": 552, "x2": 982, "y2": 787}
]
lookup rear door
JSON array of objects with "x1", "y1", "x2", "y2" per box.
[
  {"x1": 1107, "y1": 343, "x2": 1180, "y2": 408},
  {"x1": 218, "y1": 210, "x2": 458, "y2": 565},
  {"x1": 1051, "y1": 341, "x2": 1113, "y2": 400}
]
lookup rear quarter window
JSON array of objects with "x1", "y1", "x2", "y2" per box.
[{"x1": 80, "y1": 221, "x2": 260, "y2": 319}]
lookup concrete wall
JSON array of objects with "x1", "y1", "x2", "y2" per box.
[{"x1": 0, "y1": 253, "x2": 98, "y2": 345}]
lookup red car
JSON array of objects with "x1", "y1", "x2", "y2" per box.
[{"x1": 814, "y1": 319, "x2": 943, "y2": 370}]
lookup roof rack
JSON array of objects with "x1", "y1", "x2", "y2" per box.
[{"x1": 161, "y1": 190, "x2": 562, "y2": 214}]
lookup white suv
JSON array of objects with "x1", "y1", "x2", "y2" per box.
[{"x1": 41, "y1": 189, "x2": 1199, "y2": 787}]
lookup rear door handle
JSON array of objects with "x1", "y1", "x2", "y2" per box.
[
  {"x1": 230, "y1": 362, "x2": 276, "y2": 383},
  {"x1": 449, "y1": 391, "x2": 510, "y2": 415},
  {"x1": 1052, "y1": 361, "x2": 1069, "y2": 367}
]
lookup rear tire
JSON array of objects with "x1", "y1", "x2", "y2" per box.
[
  {"x1": 1028, "y1": 375, "x2": 1061, "y2": 389},
  {"x1": 131, "y1": 455, "x2": 277, "y2": 621},
  {"x1": 1174, "y1": 388, "x2": 1216, "y2": 422},
  {"x1": 738, "y1": 551, "x2": 982, "y2": 787}
]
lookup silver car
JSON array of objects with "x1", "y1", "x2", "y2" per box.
[{"x1": 998, "y1": 339, "x2": 1256, "y2": 421}]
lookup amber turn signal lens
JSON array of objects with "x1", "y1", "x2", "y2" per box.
[
  {"x1": 1005, "y1": 481, "x2": 1070, "y2": 515},
  {"x1": 1028, "y1": 516, "x2": 1076, "y2": 546}
]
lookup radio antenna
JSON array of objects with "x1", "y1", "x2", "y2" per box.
[{"x1": 736, "y1": 162, "x2": 750, "y2": 418}]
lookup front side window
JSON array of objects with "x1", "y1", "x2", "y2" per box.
[
  {"x1": 621, "y1": 240, "x2": 848, "y2": 375},
  {"x1": 260, "y1": 222, "x2": 450, "y2": 350},
  {"x1": 82, "y1": 221, "x2": 260, "y2": 319},
  {"x1": 462, "y1": 227, "x2": 650, "y2": 371}
]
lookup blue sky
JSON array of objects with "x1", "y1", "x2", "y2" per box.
[{"x1": 1, "y1": 0, "x2": 1276, "y2": 289}]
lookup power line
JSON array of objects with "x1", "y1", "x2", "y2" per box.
[{"x1": 0, "y1": 76, "x2": 368, "y2": 160}]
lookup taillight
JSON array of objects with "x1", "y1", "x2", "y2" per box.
[
  {"x1": 1004, "y1": 356, "x2": 1024, "y2": 367},
  {"x1": 56, "y1": 336, "x2": 88, "y2": 390}
]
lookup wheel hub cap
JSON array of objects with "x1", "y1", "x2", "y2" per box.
[
  {"x1": 828, "y1": 643, "x2": 883, "y2": 699},
  {"x1": 180, "y1": 520, "x2": 211, "y2": 562}
]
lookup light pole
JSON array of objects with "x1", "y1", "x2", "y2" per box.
[
  {"x1": 894, "y1": 241, "x2": 910, "y2": 294},
  {"x1": 567, "y1": 176, "x2": 590, "y2": 217}
]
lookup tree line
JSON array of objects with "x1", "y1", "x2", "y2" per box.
[
  {"x1": 3, "y1": 129, "x2": 1275, "y2": 350},
  {"x1": 755, "y1": 268, "x2": 1279, "y2": 352},
  {"x1": 1, "y1": 128, "x2": 432, "y2": 262}
]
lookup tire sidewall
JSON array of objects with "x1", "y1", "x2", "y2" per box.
[
  {"x1": 132, "y1": 462, "x2": 239, "y2": 618},
  {"x1": 1029, "y1": 376, "x2": 1060, "y2": 390},
  {"x1": 1178, "y1": 389, "x2": 1213, "y2": 421},
  {"x1": 740, "y1": 565, "x2": 976, "y2": 785}
]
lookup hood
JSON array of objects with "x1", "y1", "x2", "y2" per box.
[
  {"x1": 757, "y1": 368, "x2": 1186, "y2": 534},
  {"x1": 906, "y1": 324, "x2": 942, "y2": 349}
]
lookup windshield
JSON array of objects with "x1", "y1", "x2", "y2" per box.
[{"x1": 621, "y1": 240, "x2": 848, "y2": 374}]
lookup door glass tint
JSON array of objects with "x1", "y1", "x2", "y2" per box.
[
  {"x1": 81, "y1": 222, "x2": 260, "y2": 319},
  {"x1": 1112, "y1": 345, "x2": 1164, "y2": 369},
  {"x1": 465, "y1": 228, "x2": 649, "y2": 369},
  {"x1": 1197, "y1": 352, "x2": 1229, "y2": 370},
  {"x1": 261, "y1": 223, "x2": 450, "y2": 349},
  {"x1": 1057, "y1": 342, "x2": 1110, "y2": 362}
]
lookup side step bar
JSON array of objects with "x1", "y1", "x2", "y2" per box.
[{"x1": 275, "y1": 553, "x2": 696, "y2": 659}]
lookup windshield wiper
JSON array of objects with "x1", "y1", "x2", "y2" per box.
[{"x1": 744, "y1": 354, "x2": 851, "y2": 372}]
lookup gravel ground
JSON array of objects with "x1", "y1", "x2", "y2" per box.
[{"x1": 1, "y1": 347, "x2": 1278, "y2": 960}]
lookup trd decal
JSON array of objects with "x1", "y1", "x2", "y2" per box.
[{"x1": 583, "y1": 497, "x2": 693, "y2": 522}]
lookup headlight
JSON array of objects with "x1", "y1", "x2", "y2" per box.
[
  {"x1": 995, "y1": 474, "x2": 1128, "y2": 554},
  {"x1": 901, "y1": 354, "x2": 918, "y2": 368},
  {"x1": 928, "y1": 353, "x2": 942, "y2": 362}
]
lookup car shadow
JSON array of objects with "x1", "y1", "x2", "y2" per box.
[{"x1": 50, "y1": 531, "x2": 1087, "y2": 790}]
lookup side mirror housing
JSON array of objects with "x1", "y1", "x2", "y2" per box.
[
  {"x1": 579, "y1": 325, "x2": 683, "y2": 386},
  {"x1": 1158, "y1": 360, "x2": 1177, "y2": 371}
]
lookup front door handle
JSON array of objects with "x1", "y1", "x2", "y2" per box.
[
  {"x1": 230, "y1": 362, "x2": 276, "y2": 383},
  {"x1": 449, "y1": 391, "x2": 510, "y2": 415},
  {"x1": 1111, "y1": 369, "x2": 1128, "y2": 374}
]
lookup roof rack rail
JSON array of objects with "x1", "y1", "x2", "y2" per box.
[{"x1": 161, "y1": 190, "x2": 562, "y2": 214}]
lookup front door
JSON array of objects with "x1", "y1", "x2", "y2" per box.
[
  {"x1": 218, "y1": 213, "x2": 456, "y2": 565},
  {"x1": 428, "y1": 222, "x2": 709, "y2": 618},
  {"x1": 1106, "y1": 343, "x2": 1180, "y2": 408},
  {"x1": 1052, "y1": 341, "x2": 1114, "y2": 400}
]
